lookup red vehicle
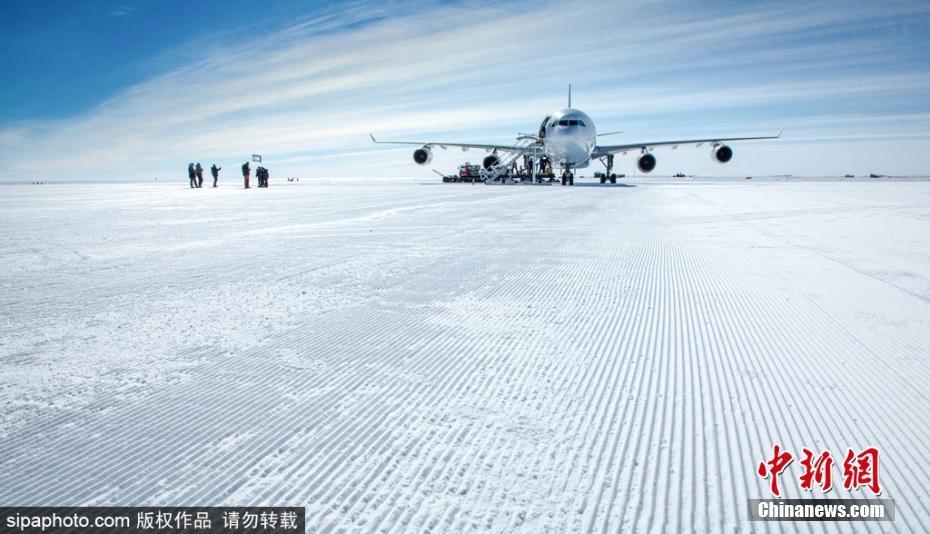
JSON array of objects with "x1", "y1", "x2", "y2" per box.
[{"x1": 458, "y1": 163, "x2": 481, "y2": 182}]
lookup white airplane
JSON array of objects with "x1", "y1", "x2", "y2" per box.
[{"x1": 370, "y1": 86, "x2": 780, "y2": 185}]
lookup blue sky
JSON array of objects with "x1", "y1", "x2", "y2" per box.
[
  {"x1": 1, "y1": 0, "x2": 393, "y2": 122},
  {"x1": 2, "y1": 0, "x2": 930, "y2": 180}
]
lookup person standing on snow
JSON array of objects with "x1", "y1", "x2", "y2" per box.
[
  {"x1": 195, "y1": 163, "x2": 204, "y2": 188},
  {"x1": 242, "y1": 161, "x2": 251, "y2": 188},
  {"x1": 188, "y1": 163, "x2": 196, "y2": 188},
  {"x1": 210, "y1": 164, "x2": 221, "y2": 187}
]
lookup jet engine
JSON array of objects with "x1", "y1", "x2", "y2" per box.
[
  {"x1": 483, "y1": 154, "x2": 502, "y2": 170},
  {"x1": 637, "y1": 152, "x2": 657, "y2": 173},
  {"x1": 413, "y1": 147, "x2": 433, "y2": 165},
  {"x1": 711, "y1": 144, "x2": 733, "y2": 164}
]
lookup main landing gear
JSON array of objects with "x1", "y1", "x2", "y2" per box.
[{"x1": 599, "y1": 154, "x2": 617, "y2": 184}]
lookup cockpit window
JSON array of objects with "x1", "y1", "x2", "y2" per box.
[
  {"x1": 578, "y1": 120, "x2": 586, "y2": 127},
  {"x1": 558, "y1": 120, "x2": 568, "y2": 126},
  {"x1": 568, "y1": 120, "x2": 578, "y2": 126},
  {"x1": 550, "y1": 121, "x2": 558, "y2": 128}
]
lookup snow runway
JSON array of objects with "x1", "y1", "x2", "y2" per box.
[{"x1": 2, "y1": 179, "x2": 929, "y2": 532}]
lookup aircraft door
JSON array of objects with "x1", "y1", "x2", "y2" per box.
[{"x1": 538, "y1": 115, "x2": 551, "y2": 138}]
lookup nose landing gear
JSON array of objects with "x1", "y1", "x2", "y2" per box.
[{"x1": 560, "y1": 167, "x2": 575, "y2": 186}]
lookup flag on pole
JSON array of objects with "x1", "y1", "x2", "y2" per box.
[{"x1": 252, "y1": 154, "x2": 262, "y2": 163}]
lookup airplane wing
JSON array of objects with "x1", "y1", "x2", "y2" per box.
[
  {"x1": 370, "y1": 133, "x2": 536, "y2": 154},
  {"x1": 591, "y1": 131, "x2": 781, "y2": 158}
]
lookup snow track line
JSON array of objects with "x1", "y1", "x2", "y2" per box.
[
  {"x1": 3, "y1": 182, "x2": 930, "y2": 533},
  {"x1": 9, "y1": 191, "x2": 560, "y2": 508},
  {"x1": 10, "y1": 271, "x2": 462, "y2": 504}
]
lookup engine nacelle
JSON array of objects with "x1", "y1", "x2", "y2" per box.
[
  {"x1": 482, "y1": 154, "x2": 502, "y2": 170},
  {"x1": 637, "y1": 152, "x2": 657, "y2": 173},
  {"x1": 711, "y1": 144, "x2": 733, "y2": 164},
  {"x1": 413, "y1": 147, "x2": 433, "y2": 165}
]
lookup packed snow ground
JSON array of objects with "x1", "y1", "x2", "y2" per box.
[{"x1": 1, "y1": 178, "x2": 929, "y2": 533}]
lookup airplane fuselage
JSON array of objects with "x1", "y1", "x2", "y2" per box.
[{"x1": 539, "y1": 108, "x2": 597, "y2": 169}]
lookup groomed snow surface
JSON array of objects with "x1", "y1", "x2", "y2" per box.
[{"x1": 2, "y1": 178, "x2": 929, "y2": 533}]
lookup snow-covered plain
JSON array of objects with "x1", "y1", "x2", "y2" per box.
[{"x1": 1, "y1": 178, "x2": 929, "y2": 533}]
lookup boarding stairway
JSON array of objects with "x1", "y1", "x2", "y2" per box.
[{"x1": 480, "y1": 136, "x2": 541, "y2": 184}]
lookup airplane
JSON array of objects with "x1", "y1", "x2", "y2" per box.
[{"x1": 370, "y1": 86, "x2": 780, "y2": 185}]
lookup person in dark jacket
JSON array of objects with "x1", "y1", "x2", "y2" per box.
[
  {"x1": 210, "y1": 164, "x2": 221, "y2": 187},
  {"x1": 188, "y1": 163, "x2": 196, "y2": 188},
  {"x1": 195, "y1": 163, "x2": 204, "y2": 188},
  {"x1": 242, "y1": 162, "x2": 251, "y2": 188}
]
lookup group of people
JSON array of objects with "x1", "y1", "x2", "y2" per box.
[
  {"x1": 187, "y1": 163, "x2": 222, "y2": 188},
  {"x1": 239, "y1": 162, "x2": 270, "y2": 188},
  {"x1": 186, "y1": 161, "x2": 271, "y2": 189}
]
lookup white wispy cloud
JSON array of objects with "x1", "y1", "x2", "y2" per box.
[{"x1": 2, "y1": 0, "x2": 929, "y2": 181}]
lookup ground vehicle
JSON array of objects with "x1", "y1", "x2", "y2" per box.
[{"x1": 441, "y1": 163, "x2": 483, "y2": 183}]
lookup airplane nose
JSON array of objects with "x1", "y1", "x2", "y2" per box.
[{"x1": 566, "y1": 138, "x2": 587, "y2": 159}]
